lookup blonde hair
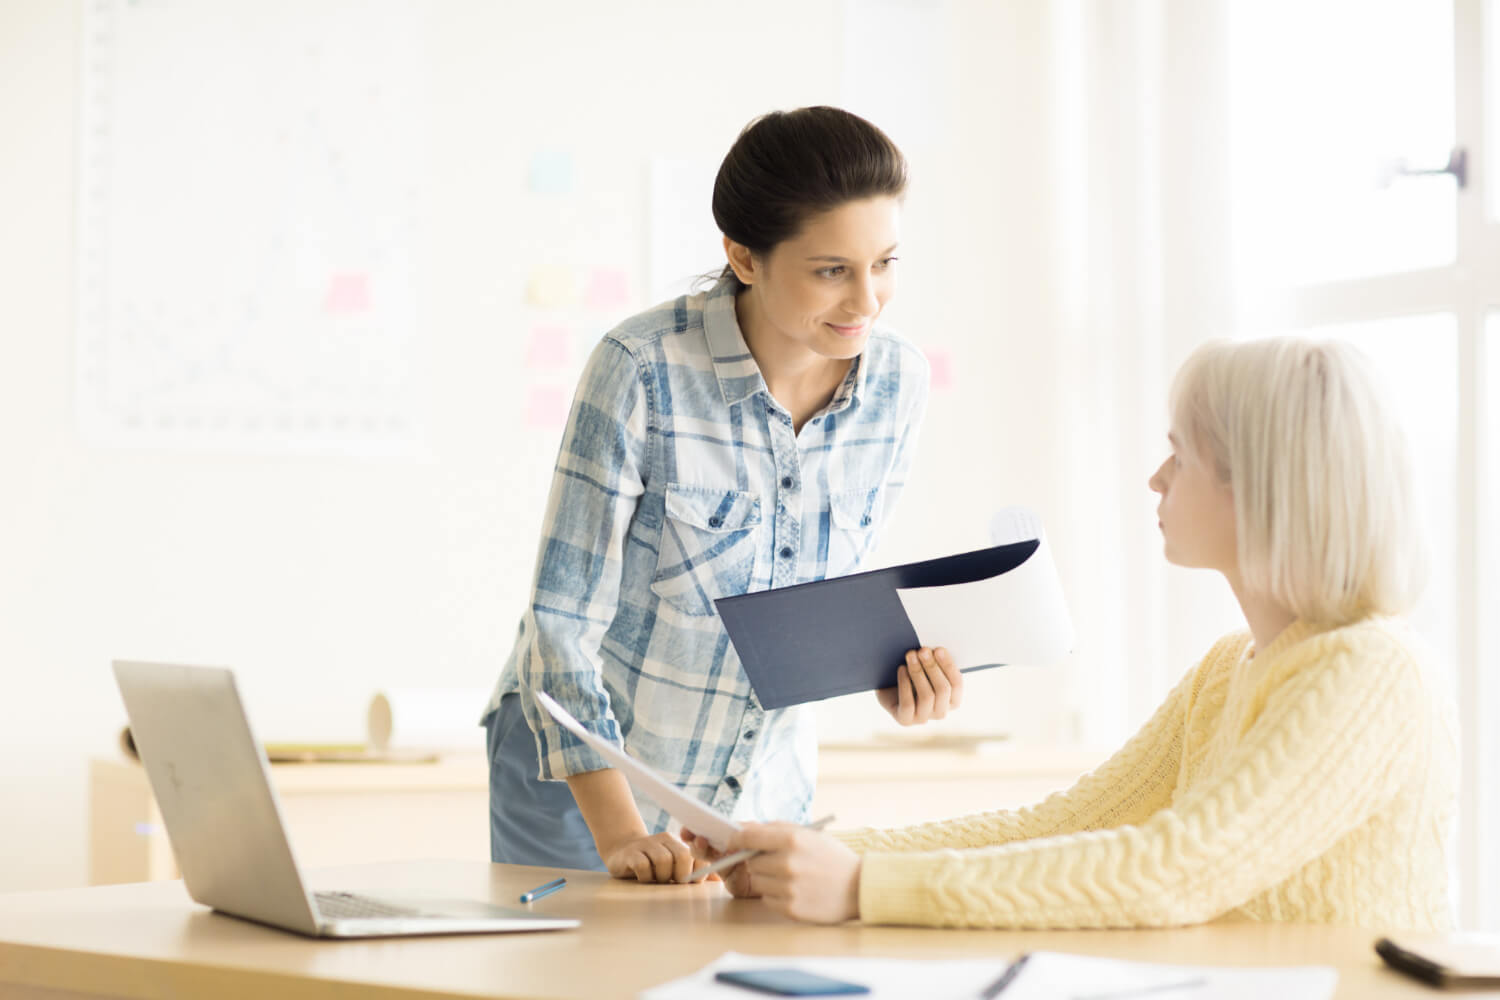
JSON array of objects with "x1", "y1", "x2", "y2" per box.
[{"x1": 1169, "y1": 336, "x2": 1427, "y2": 625}]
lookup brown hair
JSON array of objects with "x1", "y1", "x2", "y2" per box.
[{"x1": 712, "y1": 106, "x2": 907, "y2": 283}]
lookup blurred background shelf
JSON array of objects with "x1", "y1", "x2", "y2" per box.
[{"x1": 89, "y1": 744, "x2": 1108, "y2": 884}]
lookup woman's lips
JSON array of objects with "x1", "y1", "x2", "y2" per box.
[{"x1": 827, "y1": 322, "x2": 868, "y2": 338}]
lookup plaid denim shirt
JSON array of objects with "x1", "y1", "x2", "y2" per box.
[{"x1": 486, "y1": 278, "x2": 929, "y2": 831}]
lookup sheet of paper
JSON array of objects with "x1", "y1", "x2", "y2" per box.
[
  {"x1": 1003, "y1": 952, "x2": 1338, "y2": 1000},
  {"x1": 533, "y1": 690, "x2": 741, "y2": 849},
  {"x1": 896, "y1": 530, "x2": 1073, "y2": 670},
  {"x1": 990, "y1": 506, "x2": 1045, "y2": 546},
  {"x1": 640, "y1": 951, "x2": 1339, "y2": 1000}
]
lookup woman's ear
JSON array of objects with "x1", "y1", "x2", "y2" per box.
[{"x1": 723, "y1": 236, "x2": 757, "y2": 286}]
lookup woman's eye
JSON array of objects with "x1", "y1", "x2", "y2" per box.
[
  {"x1": 876, "y1": 256, "x2": 898, "y2": 269},
  {"x1": 817, "y1": 266, "x2": 846, "y2": 278}
]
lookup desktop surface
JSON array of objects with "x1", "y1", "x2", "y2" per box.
[{"x1": 0, "y1": 860, "x2": 1489, "y2": 1000}]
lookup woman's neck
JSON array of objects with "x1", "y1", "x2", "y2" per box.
[
  {"x1": 735, "y1": 287, "x2": 850, "y2": 431},
  {"x1": 1226, "y1": 572, "x2": 1297, "y2": 655}
]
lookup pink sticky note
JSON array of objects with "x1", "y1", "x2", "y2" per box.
[
  {"x1": 927, "y1": 347, "x2": 954, "y2": 391},
  {"x1": 324, "y1": 272, "x2": 371, "y2": 315},
  {"x1": 525, "y1": 326, "x2": 571, "y2": 368},
  {"x1": 524, "y1": 386, "x2": 569, "y2": 429},
  {"x1": 584, "y1": 268, "x2": 630, "y2": 310}
]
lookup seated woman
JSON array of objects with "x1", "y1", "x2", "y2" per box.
[{"x1": 686, "y1": 335, "x2": 1458, "y2": 930}]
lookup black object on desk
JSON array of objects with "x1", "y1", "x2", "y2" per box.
[{"x1": 1376, "y1": 935, "x2": 1500, "y2": 988}]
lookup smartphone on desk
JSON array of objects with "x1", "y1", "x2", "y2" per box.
[
  {"x1": 714, "y1": 968, "x2": 871, "y2": 996},
  {"x1": 1376, "y1": 935, "x2": 1500, "y2": 988}
]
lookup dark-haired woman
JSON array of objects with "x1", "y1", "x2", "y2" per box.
[{"x1": 482, "y1": 106, "x2": 962, "y2": 882}]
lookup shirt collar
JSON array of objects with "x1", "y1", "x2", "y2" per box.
[{"x1": 701, "y1": 277, "x2": 866, "y2": 417}]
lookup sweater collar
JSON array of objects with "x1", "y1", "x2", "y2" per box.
[{"x1": 1252, "y1": 619, "x2": 1325, "y2": 662}]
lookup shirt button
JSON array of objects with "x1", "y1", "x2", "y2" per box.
[
  {"x1": 708, "y1": 516, "x2": 722, "y2": 527},
  {"x1": 779, "y1": 546, "x2": 793, "y2": 559},
  {"x1": 781, "y1": 476, "x2": 793, "y2": 489},
  {"x1": 725, "y1": 776, "x2": 740, "y2": 790},
  {"x1": 743, "y1": 730, "x2": 756, "y2": 740}
]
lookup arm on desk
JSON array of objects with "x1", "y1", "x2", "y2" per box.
[
  {"x1": 857, "y1": 642, "x2": 1426, "y2": 928},
  {"x1": 567, "y1": 768, "x2": 700, "y2": 883},
  {"x1": 834, "y1": 658, "x2": 1195, "y2": 856}
]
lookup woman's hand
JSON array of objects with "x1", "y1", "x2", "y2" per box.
[
  {"x1": 680, "y1": 828, "x2": 740, "y2": 889},
  {"x1": 875, "y1": 646, "x2": 963, "y2": 725},
  {"x1": 706, "y1": 823, "x2": 861, "y2": 923},
  {"x1": 599, "y1": 830, "x2": 698, "y2": 883}
]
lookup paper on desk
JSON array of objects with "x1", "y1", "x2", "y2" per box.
[
  {"x1": 895, "y1": 513, "x2": 1074, "y2": 670},
  {"x1": 999, "y1": 952, "x2": 1338, "y2": 1000},
  {"x1": 640, "y1": 951, "x2": 1338, "y2": 1000},
  {"x1": 533, "y1": 690, "x2": 742, "y2": 849}
]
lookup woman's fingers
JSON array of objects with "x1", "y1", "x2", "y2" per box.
[
  {"x1": 933, "y1": 646, "x2": 963, "y2": 709},
  {"x1": 896, "y1": 663, "x2": 914, "y2": 724},
  {"x1": 617, "y1": 833, "x2": 698, "y2": 882},
  {"x1": 670, "y1": 840, "x2": 696, "y2": 883},
  {"x1": 628, "y1": 850, "x2": 656, "y2": 882},
  {"x1": 905, "y1": 649, "x2": 935, "y2": 721},
  {"x1": 916, "y1": 647, "x2": 951, "y2": 719}
]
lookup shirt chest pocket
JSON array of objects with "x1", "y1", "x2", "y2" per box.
[
  {"x1": 826, "y1": 485, "x2": 884, "y2": 578},
  {"x1": 651, "y1": 484, "x2": 764, "y2": 617}
]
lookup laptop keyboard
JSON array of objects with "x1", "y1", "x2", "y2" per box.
[{"x1": 314, "y1": 891, "x2": 424, "y2": 920}]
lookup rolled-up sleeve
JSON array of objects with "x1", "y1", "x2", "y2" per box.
[{"x1": 515, "y1": 337, "x2": 649, "y2": 779}]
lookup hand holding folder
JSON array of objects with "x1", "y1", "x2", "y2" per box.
[{"x1": 713, "y1": 509, "x2": 1073, "y2": 710}]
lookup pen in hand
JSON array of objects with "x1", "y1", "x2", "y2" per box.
[
  {"x1": 685, "y1": 814, "x2": 836, "y2": 883},
  {"x1": 518, "y1": 877, "x2": 567, "y2": 903}
]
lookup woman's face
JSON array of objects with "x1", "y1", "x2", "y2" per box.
[
  {"x1": 737, "y1": 196, "x2": 901, "y2": 361},
  {"x1": 1148, "y1": 433, "x2": 1238, "y2": 573}
]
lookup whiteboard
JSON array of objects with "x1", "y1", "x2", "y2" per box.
[{"x1": 76, "y1": 0, "x2": 427, "y2": 454}]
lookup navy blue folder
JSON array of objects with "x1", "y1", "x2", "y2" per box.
[{"x1": 714, "y1": 539, "x2": 1040, "y2": 710}]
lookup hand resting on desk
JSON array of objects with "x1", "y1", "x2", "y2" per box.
[{"x1": 601, "y1": 830, "x2": 722, "y2": 884}]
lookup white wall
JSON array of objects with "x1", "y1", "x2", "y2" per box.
[{"x1": 0, "y1": 0, "x2": 1171, "y2": 892}]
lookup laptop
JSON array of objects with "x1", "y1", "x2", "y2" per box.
[{"x1": 112, "y1": 660, "x2": 579, "y2": 938}]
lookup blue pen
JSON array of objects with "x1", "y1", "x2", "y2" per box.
[{"x1": 518, "y1": 877, "x2": 567, "y2": 903}]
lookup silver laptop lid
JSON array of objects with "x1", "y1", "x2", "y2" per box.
[{"x1": 112, "y1": 661, "x2": 321, "y2": 935}]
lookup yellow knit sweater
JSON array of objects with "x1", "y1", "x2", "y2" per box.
[{"x1": 839, "y1": 617, "x2": 1457, "y2": 930}]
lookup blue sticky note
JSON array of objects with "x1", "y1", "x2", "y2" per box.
[{"x1": 529, "y1": 151, "x2": 573, "y2": 195}]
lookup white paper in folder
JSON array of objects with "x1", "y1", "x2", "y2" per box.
[
  {"x1": 894, "y1": 508, "x2": 1074, "y2": 669},
  {"x1": 366, "y1": 688, "x2": 492, "y2": 754}
]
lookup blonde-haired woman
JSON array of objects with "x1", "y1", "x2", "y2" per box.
[{"x1": 686, "y1": 335, "x2": 1458, "y2": 930}]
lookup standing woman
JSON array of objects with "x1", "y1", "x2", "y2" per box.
[{"x1": 482, "y1": 107, "x2": 963, "y2": 882}]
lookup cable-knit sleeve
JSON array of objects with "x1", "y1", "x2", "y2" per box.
[
  {"x1": 834, "y1": 646, "x2": 1209, "y2": 855},
  {"x1": 856, "y1": 635, "x2": 1423, "y2": 928}
]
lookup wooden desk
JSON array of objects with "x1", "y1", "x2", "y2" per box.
[{"x1": 0, "y1": 860, "x2": 1485, "y2": 1000}]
